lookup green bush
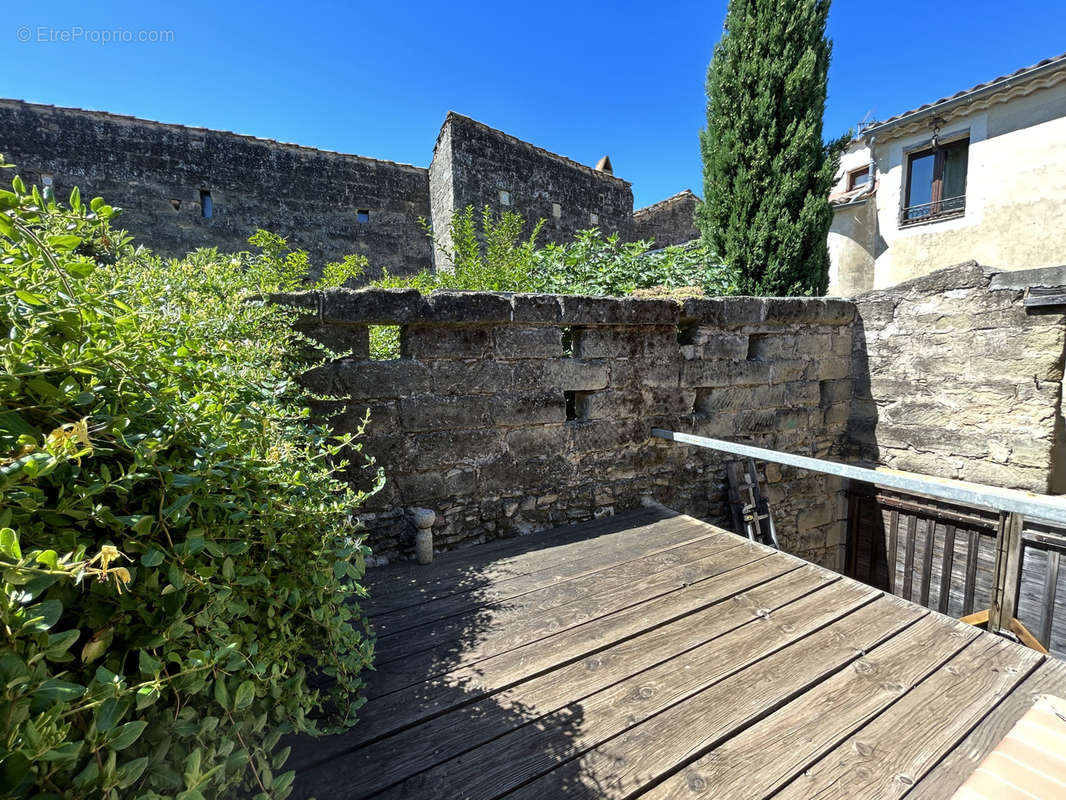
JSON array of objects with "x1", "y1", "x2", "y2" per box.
[
  {"x1": 0, "y1": 162, "x2": 379, "y2": 799},
  {"x1": 531, "y1": 231, "x2": 736, "y2": 297},
  {"x1": 366, "y1": 207, "x2": 736, "y2": 359}
]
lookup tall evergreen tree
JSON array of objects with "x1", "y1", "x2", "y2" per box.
[{"x1": 698, "y1": 0, "x2": 847, "y2": 296}]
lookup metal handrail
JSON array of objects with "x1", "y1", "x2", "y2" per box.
[{"x1": 651, "y1": 429, "x2": 1066, "y2": 526}]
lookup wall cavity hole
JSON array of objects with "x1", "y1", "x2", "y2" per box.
[
  {"x1": 561, "y1": 326, "x2": 574, "y2": 356},
  {"x1": 356, "y1": 208, "x2": 371, "y2": 223},
  {"x1": 369, "y1": 325, "x2": 403, "y2": 360},
  {"x1": 200, "y1": 189, "x2": 212, "y2": 218},
  {"x1": 564, "y1": 390, "x2": 591, "y2": 421},
  {"x1": 170, "y1": 199, "x2": 181, "y2": 211},
  {"x1": 747, "y1": 334, "x2": 769, "y2": 361},
  {"x1": 692, "y1": 388, "x2": 712, "y2": 415}
]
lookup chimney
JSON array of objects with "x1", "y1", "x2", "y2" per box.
[{"x1": 595, "y1": 155, "x2": 613, "y2": 175}]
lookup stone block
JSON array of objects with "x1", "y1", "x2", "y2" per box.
[
  {"x1": 558, "y1": 295, "x2": 678, "y2": 326},
  {"x1": 819, "y1": 379, "x2": 851, "y2": 406},
  {"x1": 297, "y1": 323, "x2": 370, "y2": 359},
  {"x1": 318, "y1": 288, "x2": 426, "y2": 324},
  {"x1": 494, "y1": 325, "x2": 564, "y2": 358},
  {"x1": 572, "y1": 326, "x2": 677, "y2": 359},
  {"x1": 402, "y1": 324, "x2": 494, "y2": 360},
  {"x1": 504, "y1": 424, "x2": 571, "y2": 457},
  {"x1": 569, "y1": 419, "x2": 647, "y2": 452},
  {"x1": 424, "y1": 291, "x2": 513, "y2": 323},
  {"x1": 431, "y1": 360, "x2": 514, "y2": 395},
  {"x1": 511, "y1": 293, "x2": 564, "y2": 324},
  {"x1": 763, "y1": 297, "x2": 855, "y2": 326},
  {"x1": 491, "y1": 392, "x2": 568, "y2": 426},
  {"x1": 399, "y1": 394, "x2": 494, "y2": 432},
  {"x1": 681, "y1": 296, "x2": 767, "y2": 327},
  {"x1": 512, "y1": 359, "x2": 610, "y2": 392},
  {"x1": 408, "y1": 428, "x2": 503, "y2": 467},
  {"x1": 680, "y1": 359, "x2": 772, "y2": 388},
  {"x1": 299, "y1": 358, "x2": 432, "y2": 398}
]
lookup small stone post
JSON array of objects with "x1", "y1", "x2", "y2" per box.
[{"x1": 410, "y1": 507, "x2": 436, "y2": 565}]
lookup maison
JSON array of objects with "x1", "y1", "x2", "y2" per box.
[{"x1": 828, "y1": 51, "x2": 1066, "y2": 295}]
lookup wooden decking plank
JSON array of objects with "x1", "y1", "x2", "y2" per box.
[
  {"x1": 503, "y1": 593, "x2": 925, "y2": 800},
  {"x1": 643, "y1": 607, "x2": 980, "y2": 800},
  {"x1": 289, "y1": 551, "x2": 792, "y2": 772},
  {"x1": 364, "y1": 506, "x2": 670, "y2": 611},
  {"x1": 769, "y1": 631, "x2": 1044, "y2": 800},
  {"x1": 370, "y1": 579, "x2": 884, "y2": 800},
  {"x1": 905, "y1": 655, "x2": 1066, "y2": 800},
  {"x1": 374, "y1": 528, "x2": 742, "y2": 664},
  {"x1": 368, "y1": 538, "x2": 763, "y2": 692},
  {"x1": 372, "y1": 515, "x2": 722, "y2": 637},
  {"x1": 292, "y1": 566, "x2": 836, "y2": 798}
]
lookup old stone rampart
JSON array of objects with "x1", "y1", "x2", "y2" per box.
[{"x1": 276, "y1": 289, "x2": 856, "y2": 567}]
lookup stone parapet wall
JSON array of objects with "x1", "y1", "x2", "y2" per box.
[
  {"x1": 850, "y1": 261, "x2": 1066, "y2": 493},
  {"x1": 278, "y1": 289, "x2": 856, "y2": 568}
]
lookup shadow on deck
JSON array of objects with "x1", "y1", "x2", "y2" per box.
[{"x1": 285, "y1": 507, "x2": 1066, "y2": 800}]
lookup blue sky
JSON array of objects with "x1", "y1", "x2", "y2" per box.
[{"x1": 4, "y1": 1, "x2": 1065, "y2": 207}]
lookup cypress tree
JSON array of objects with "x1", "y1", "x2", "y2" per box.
[{"x1": 697, "y1": 0, "x2": 847, "y2": 296}]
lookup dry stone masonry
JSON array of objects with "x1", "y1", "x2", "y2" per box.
[
  {"x1": 850, "y1": 261, "x2": 1066, "y2": 493},
  {"x1": 278, "y1": 289, "x2": 856, "y2": 568}
]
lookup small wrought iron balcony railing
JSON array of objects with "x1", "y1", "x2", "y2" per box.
[{"x1": 900, "y1": 194, "x2": 966, "y2": 225}]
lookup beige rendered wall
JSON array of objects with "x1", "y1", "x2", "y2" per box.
[{"x1": 828, "y1": 80, "x2": 1066, "y2": 294}]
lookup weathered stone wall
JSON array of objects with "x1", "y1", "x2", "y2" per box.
[
  {"x1": 630, "y1": 189, "x2": 701, "y2": 247},
  {"x1": 849, "y1": 261, "x2": 1066, "y2": 493},
  {"x1": 429, "y1": 113, "x2": 633, "y2": 259},
  {"x1": 280, "y1": 289, "x2": 856, "y2": 568},
  {"x1": 0, "y1": 100, "x2": 433, "y2": 275}
]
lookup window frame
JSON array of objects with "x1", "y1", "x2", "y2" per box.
[
  {"x1": 900, "y1": 136, "x2": 969, "y2": 227},
  {"x1": 846, "y1": 165, "x2": 870, "y2": 191}
]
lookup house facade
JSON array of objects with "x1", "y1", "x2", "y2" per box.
[{"x1": 828, "y1": 52, "x2": 1066, "y2": 295}]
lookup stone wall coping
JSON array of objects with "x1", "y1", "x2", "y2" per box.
[
  {"x1": 271, "y1": 288, "x2": 857, "y2": 328},
  {"x1": 989, "y1": 265, "x2": 1066, "y2": 291}
]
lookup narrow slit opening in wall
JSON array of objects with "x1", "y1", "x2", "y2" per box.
[
  {"x1": 678, "y1": 323, "x2": 696, "y2": 346},
  {"x1": 565, "y1": 390, "x2": 591, "y2": 421},
  {"x1": 747, "y1": 334, "x2": 768, "y2": 361},
  {"x1": 356, "y1": 209, "x2": 370, "y2": 223},
  {"x1": 200, "y1": 189, "x2": 212, "y2": 218},
  {"x1": 170, "y1": 199, "x2": 181, "y2": 211},
  {"x1": 561, "y1": 326, "x2": 574, "y2": 356},
  {"x1": 693, "y1": 388, "x2": 712, "y2": 415},
  {"x1": 369, "y1": 325, "x2": 403, "y2": 360}
]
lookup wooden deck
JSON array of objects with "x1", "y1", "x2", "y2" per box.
[{"x1": 287, "y1": 507, "x2": 1066, "y2": 799}]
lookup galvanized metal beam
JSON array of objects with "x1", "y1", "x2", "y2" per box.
[{"x1": 651, "y1": 429, "x2": 1066, "y2": 526}]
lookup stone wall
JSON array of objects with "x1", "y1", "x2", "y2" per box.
[
  {"x1": 630, "y1": 189, "x2": 701, "y2": 247},
  {"x1": 849, "y1": 261, "x2": 1066, "y2": 493},
  {"x1": 0, "y1": 100, "x2": 433, "y2": 275},
  {"x1": 278, "y1": 289, "x2": 856, "y2": 568},
  {"x1": 429, "y1": 113, "x2": 633, "y2": 261}
]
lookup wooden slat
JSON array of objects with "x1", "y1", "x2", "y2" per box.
[
  {"x1": 769, "y1": 633, "x2": 1043, "y2": 800},
  {"x1": 373, "y1": 580, "x2": 886, "y2": 800},
  {"x1": 964, "y1": 528, "x2": 980, "y2": 614},
  {"x1": 374, "y1": 526, "x2": 740, "y2": 663},
  {"x1": 641, "y1": 611, "x2": 979, "y2": 800},
  {"x1": 505, "y1": 593, "x2": 926, "y2": 800},
  {"x1": 371, "y1": 515, "x2": 716, "y2": 637},
  {"x1": 888, "y1": 508, "x2": 900, "y2": 593},
  {"x1": 294, "y1": 566, "x2": 838, "y2": 799},
  {"x1": 902, "y1": 514, "x2": 917, "y2": 600},
  {"x1": 919, "y1": 519, "x2": 935, "y2": 606},
  {"x1": 364, "y1": 506, "x2": 669, "y2": 610},
  {"x1": 1042, "y1": 549, "x2": 1060, "y2": 647},
  {"x1": 938, "y1": 524, "x2": 956, "y2": 613},
  {"x1": 290, "y1": 543, "x2": 785, "y2": 769},
  {"x1": 906, "y1": 656, "x2": 1066, "y2": 799}
]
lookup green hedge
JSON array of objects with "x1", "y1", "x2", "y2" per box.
[{"x1": 0, "y1": 163, "x2": 379, "y2": 799}]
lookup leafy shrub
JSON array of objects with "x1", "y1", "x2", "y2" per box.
[
  {"x1": 531, "y1": 231, "x2": 735, "y2": 297},
  {"x1": 0, "y1": 162, "x2": 379, "y2": 799}
]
